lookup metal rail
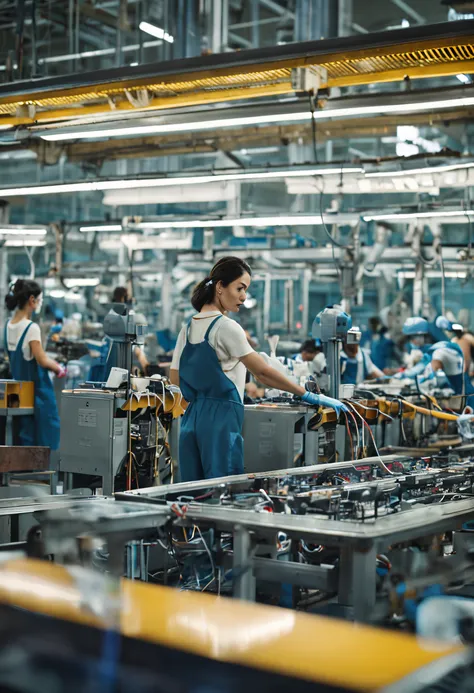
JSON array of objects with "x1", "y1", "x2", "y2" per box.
[{"x1": 1, "y1": 20, "x2": 473, "y2": 124}]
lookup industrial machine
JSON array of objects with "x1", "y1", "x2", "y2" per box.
[
  {"x1": 60, "y1": 304, "x2": 183, "y2": 493},
  {"x1": 312, "y1": 306, "x2": 361, "y2": 399}
]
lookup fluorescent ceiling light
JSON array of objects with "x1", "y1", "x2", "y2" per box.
[
  {"x1": 4, "y1": 239, "x2": 46, "y2": 247},
  {"x1": 39, "y1": 93, "x2": 474, "y2": 142},
  {"x1": 134, "y1": 214, "x2": 358, "y2": 229},
  {"x1": 63, "y1": 277, "x2": 100, "y2": 288},
  {"x1": 80, "y1": 224, "x2": 122, "y2": 232},
  {"x1": 0, "y1": 227, "x2": 46, "y2": 235},
  {"x1": 364, "y1": 210, "x2": 474, "y2": 222},
  {"x1": 139, "y1": 21, "x2": 173, "y2": 43},
  {"x1": 366, "y1": 161, "x2": 474, "y2": 178},
  {"x1": 0, "y1": 168, "x2": 363, "y2": 198},
  {"x1": 399, "y1": 270, "x2": 467, "y2": 279},
  {"x1": 49, "y1": 289, "x2": 66, "y2": 298},
  {"x1": 457, "y1": 74, "x2": 471, "y2": 84}
]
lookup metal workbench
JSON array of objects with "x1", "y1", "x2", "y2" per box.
[{"x1": 35, "y1": 485, "x2": 474, "y2": 624}]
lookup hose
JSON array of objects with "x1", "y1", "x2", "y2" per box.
[{"x1": 400, "y1": 398, "x2": 459, "y2": 422}]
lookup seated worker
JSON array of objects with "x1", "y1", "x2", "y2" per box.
[
  {"x1": 398, "y1": 317, "x2": 474, "y2": 409},
  {"x1": 341, "y1": 341, "x2": 384, "y2": 385},
  {"x1": 106, "y1": 286, "x2": 149, "y2": 375}
]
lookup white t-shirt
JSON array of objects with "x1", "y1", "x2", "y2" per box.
[
  {"x1": 171, "y1": 311, "x2": 254, "y2": 402},
  {"x1": 432, "y1": 346, "x2": 463, "y2": 376},
  {"x1": 6, "y1": 319, "x2": 41, "y2": 361}
]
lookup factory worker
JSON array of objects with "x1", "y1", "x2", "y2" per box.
[
  {"x1": 105, "y1": 286, "x2": 149, "y2": 375},
  {"x1": 399, "y1": 317, "x2": 474, "y2": 409},
  {"x1": 170, "y1": 256, "x2": 347, "y2": 481},
  {"x1": 436, "y1": 316, "x2": 474, "y2": 374},
  {"x1": 3, "y1": 279, "x2": 66, "y2": 449},
  {"x1": 361, "y1": 314, "x2": 396, "y2": 372},
  {"x1": 294, "y1": 339, "x2": 322, "y2": 363},
  {"x1": 340, "y1": 340, "x2": 384, "y2": 385}
]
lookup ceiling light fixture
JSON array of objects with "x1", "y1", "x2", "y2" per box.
[
  {"x1": 0, "y1": 168, "x2": 363, "y2": 198},
  {"x1": 79, "y1": 224, "x2": 122, "y2": 232},
  {"x1": 3, "y1": 239, "x2": 46, "y2": 247},
  {"x1": 39, "y1": 92, "x2": 474, "y2": 142},
  {"x1": 366, "y1": 161, "x2": 474, "y2": 178},
  {"x1": 363, "y1": 209, "x2": 474, "y2": 221},
  {"x1": 139, "y1": 21, "x2": 174, "y2": 43},
  {"x1": 134, "y1": 214, "x2": 359, "y2": 229},
  {"x1": 63, "y1": 277, "x2": 100, "y2": 287},
  {"x1": 0, "y1": 226, "x2": 47, "y2": 236}
]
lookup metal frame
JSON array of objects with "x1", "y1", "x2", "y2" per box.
[
  {"x1": 38, "y1": 450, "x2": 474, "y2": 624},
  {"x1": 114, "y1": 453, "x2": 431, "y2": 501}
]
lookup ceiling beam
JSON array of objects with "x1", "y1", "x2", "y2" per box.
[
  {"x1": 259, "y1": 0, "x2": 295, "y2": 18},
  {"x1": 389, "y1": 0, "x2": 425, "y2": 24}
]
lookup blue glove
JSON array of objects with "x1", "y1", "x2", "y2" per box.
[{"x1": 301, "y1": 391, "x2": 348, "y2": 416}]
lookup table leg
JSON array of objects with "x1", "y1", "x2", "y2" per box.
[{"x1": 233, "y1": 525, "x2": 256, "y2": 601}]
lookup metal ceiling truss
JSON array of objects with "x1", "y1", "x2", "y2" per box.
[{"x1": 0, "y1": 19, "x2": 472, "y2": 126}]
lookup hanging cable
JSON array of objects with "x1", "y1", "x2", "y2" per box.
[{"x1": 308, "y1": 92, "x2": 319, "y2": 165}]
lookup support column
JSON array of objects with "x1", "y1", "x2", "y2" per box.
[
  {"x1": 160, "y1": 251, "x2": 176, "y2": 331},
  {"x1": 338, "y1": 0, "x2": 353, "y2": 37},
  {"x1": 174, "y1": 0, "x2": 201, "y2": 58},
  {"x1": 339, "y1": 546, "x2": 377, "y2": 622},
  {"x1": 233, "y1": 525, "x2": 256, "y2": 601},
  {"x1": 295, "y1": 0, "x2": 338, "y2": 41},
  {"x1": 251, "y1": 0, "x2": 259, "y2": 48},
  {"x1": 413, "y1": 262, "x2": 424, "y2": 316}
]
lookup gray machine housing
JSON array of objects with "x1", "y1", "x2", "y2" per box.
[{"x1": 60, "y1": 390, "x2": 128, "y2": 494}]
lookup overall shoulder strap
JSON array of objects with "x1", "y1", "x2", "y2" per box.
[
  {"x1": 185, "y1": 318, "x2": 193, "y2": 343},
  {"x1": 204, "y1": 315, "x2": 222, "y2": 341},
  {"x1": 3, "y1": 320, "x2": 9, "y2": 351},
  {"x1": 17, "y1": 322, "x2": 34, "y2": 350}
]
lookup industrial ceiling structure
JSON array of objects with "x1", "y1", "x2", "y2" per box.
[{"x1": 0, "y1": 0, "x2": 473, "y2": 337}]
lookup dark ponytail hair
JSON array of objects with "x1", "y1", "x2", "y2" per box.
[
  {"x1": 5, "y1": 279, "x2": 41, "y2": 311},
  {"x1": 191, "y1": 256, "x2": 252, "y2": 312}
]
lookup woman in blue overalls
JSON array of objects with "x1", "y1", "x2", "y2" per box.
[
  {"x1": 170, "y1": 256, "x2": 347, "y2": 481},
  {"x1": 4, "y1": 280, "x2": 66, "y2": 449}
]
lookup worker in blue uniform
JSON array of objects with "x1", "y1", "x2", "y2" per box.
[
  {"x1": 361, "y1": 316, "x2": 396, "y2": 371},
  {"x1": 340, "y1": 340, "x2": 384, "y2": 385},
  {"x1": 3, "y1": 279, "x2": 66, "y2": 449},
  {"x1": 292, "y1": 339, "x2": 322, "y2": 363},
  {"x1": 398, "y1": 317, "x2": 474, "y2": 409},
  {"x1": 170, "y1": 256, "x2": 347, "y2": 481}
]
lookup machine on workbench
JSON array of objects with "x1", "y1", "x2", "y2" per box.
[
  {"x1": 60, "y1": 303, "x2": 183, "y2": 493},
  {"x1": 242, "y1": 304, "x2": 472, "y2": 471}
]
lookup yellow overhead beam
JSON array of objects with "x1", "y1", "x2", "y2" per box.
[
  {"x1": 0, "y1": 23, "x2": 471, "y2": 125},
  {"x1": 0, "y1": 82, "x2": 294, "y2": 126}
]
